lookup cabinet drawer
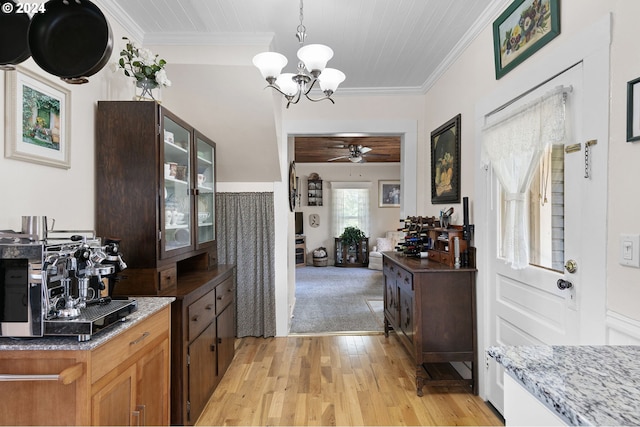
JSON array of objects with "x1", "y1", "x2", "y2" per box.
[
  {"x1": 427, "y1": 250, "x2": 441, "y2": 262},
  {"x1": 158, "y1": 266, "x2": 177, "y2": 293},
  {"x1": 439, "y1": 251, "x2": 452, "y2": 266},
  {"x1": 92, "y1": 307, "x2": 169, "y2": 383},
  {"x1": 215, "y1": 277, "x2": 234, "y2": 313},
  {"x1": 188, "y1": 289, "x2": 216, "y2": 342}
]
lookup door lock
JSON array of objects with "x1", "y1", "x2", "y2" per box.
[
  {"x1": 565, "y1": 259, "x2": 577, "y2": 274},
  {"x1": 557, "y1": 279, "x2": 573, "y2": 290}
]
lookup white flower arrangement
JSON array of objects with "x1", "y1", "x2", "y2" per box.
[{"x1": 118, "y1": 37, "x2": 172, "y2": 88}]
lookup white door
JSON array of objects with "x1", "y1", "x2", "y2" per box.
[{"x1": 483, "y1": 62, "x2": 607, "y2": 413}]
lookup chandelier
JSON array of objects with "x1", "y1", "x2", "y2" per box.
[{"x1": 252, "y1": 0, "x2": 345, "y2": 108}]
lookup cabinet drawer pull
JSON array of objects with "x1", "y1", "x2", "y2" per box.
[
  {"x1": 0, "y1": 362, "x2": 84, "y2": 385},
  {"x1": 217, "y1": 296, "x2": 223, "y2": 300},
  {"x1": 205, "y1": 304, "x2": 214, "y2": 310},
  {"x1": 129, "y1": 331, "x2": 150, "y2": 346},
  {"x1": 133, "y1": 404, "x2": 145, "y2": 426}
]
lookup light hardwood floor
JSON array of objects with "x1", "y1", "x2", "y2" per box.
[{"x1": 196, "y1": 333, "x2": 504, "y2": 426}]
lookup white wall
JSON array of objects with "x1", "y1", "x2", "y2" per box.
[
  {"x1": 295, "y1": 162, "x2": 401, "y2": 264},
  {"x1": 604, "y1": 0, "x2": 640, "y2": 326},
  {"x1": 0, "y1": 4, "x2": 132, "y2": 232}
]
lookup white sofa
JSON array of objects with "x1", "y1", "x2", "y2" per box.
[{"x1": 368, "y1": 231, "x2": 405, "y2": 270}]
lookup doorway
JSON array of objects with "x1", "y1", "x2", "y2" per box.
[{"x1": 290, "y1": 132, "x2": 404, "y2": 334}]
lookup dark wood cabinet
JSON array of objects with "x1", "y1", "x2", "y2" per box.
[
  {"x1": 173, "y1": 266, "x2": 236, "y2": 425},
  {"x1": 96, "y1": 101, "x2": 235, "y2": 425},
  {"x1": 425, "y1": 227, "x2": 468, "y2": 267},
  {"x1": 334, "y1": 237, "x2": 369, "y2": 267},
  {"x1": 96, "y1": 101, "x2": 217, "y2": 296},
  {"x1": 382, "y1": 252, "x2": 477, "y2": 395}
]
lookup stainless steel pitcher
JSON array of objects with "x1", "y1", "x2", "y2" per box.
[{"x1": 21, "y1": 216, "x2": 55, "y2": 241}]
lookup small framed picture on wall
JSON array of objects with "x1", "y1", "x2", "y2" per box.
[{"x1": 378, "y1": 180, "x2": 400, "y2": 208}]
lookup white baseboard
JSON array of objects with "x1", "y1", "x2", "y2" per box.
[{"x1": 606, "y1": 311, "x2": 640, "y2": 344}]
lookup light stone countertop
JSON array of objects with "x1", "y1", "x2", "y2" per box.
[
  {"x1": 487, "y1": 345, "x2": 640, "y2": 426},
  {"x1": 0, "y1": 297, "x2": 174, "y2": 351}
]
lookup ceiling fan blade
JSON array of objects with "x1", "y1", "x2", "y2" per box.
[
  {"x1": 327, "y1": 155, "x2": 350, "y2": 161},
  {"x1": 360, "y1": 146, "x2": 372, "y2": 154}
]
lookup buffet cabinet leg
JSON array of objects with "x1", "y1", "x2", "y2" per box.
[{"x1": 416, "y1": 366, "x2": 426, "y2": 397}]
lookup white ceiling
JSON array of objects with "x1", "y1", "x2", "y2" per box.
[
  {"x1": 97, "y1": 0, "x2": 511, "y2": 182},
  {"x1": 101, "y1": 0, "x2": 509, "y2": 94}
]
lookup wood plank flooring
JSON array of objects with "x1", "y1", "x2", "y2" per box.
[{"x1": 195, "y1": 334, "x2": 503, "y2": 426}]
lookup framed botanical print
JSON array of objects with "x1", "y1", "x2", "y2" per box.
[
  {"x1": 431, "y1": 114, "x2": 461, "y2": 204},
  {"x1": 5, "y1": 66, "x2": 71, "y2": 168},
  {"x1": 492, "y1": 0, "x2": 560, "y2": 79}
]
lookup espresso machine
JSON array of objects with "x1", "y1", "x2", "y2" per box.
[{"x1": 0, "y1": 228, "x2": 136, "y2": 342}]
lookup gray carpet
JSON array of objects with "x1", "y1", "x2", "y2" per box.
[{"x1": 290, "y1": 266, "x2": 384, "y2": 334}]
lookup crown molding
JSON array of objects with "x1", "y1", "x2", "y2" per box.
[
  {"x1": 420, "y1": 0, "x2": 513, "y2": 94},
  {"x1": 95, "y1": 0, "x2": 145, "y2": 43}
]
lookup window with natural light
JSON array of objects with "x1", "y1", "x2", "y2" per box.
[
  {"x1": 331, "y1": 186, "x2": 370, "y2": 237},
  {"x1": 499, "y1": 143, "x2": 565, "y2": 272}
]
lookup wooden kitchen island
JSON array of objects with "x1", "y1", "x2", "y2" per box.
[
  {"x1": 0, "y1": 297, "x2": 173, "y2": 426},
  {"x1": 382, "y1": 252, "x2": 477, "y2": 395}
]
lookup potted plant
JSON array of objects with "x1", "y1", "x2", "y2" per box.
[{"x1": 339, "y1": 226, "x2": 366, "y2": 247}]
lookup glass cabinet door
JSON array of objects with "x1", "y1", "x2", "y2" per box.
[
  {"x1": 195, "y1": 132, "x2": 215, "y2": 247},
  {"x1": 162, "y1": 115, "x2": 192, "y2": 255},
  {"x1": 195, "y1": 132, "x2": 216, "y2": 245}
]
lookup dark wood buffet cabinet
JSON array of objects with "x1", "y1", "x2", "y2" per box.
[
  {"x1": 96, "y1": 101, "x2": 236, "y2": 425},
  {"x1": 382, "y1": 251, "x2": 477, "y2": 395}
]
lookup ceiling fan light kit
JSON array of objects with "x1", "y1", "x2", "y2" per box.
[
  {"x1": 328, "y1": 144, "x2": 373, "y2": 163},
  {"x1": 252, "y1": 0, "x2": 345, "y2": 108}
]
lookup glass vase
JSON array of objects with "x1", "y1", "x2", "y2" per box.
[{"x1": 133, "y1": 77, "x2": 161, "y2": 102}]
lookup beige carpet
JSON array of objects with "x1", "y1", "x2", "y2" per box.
[{"x1": 290, "y1": 266, "x2": 384, "y2": 334}]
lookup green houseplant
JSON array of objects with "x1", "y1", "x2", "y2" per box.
[{"x1": 339, "y1": 226, "x2": 366, "y2": 246}]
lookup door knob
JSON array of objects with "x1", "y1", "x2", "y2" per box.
[
  {"x1": 565, "y1": 259, "x2": 577, "y2": 274},
  {"x1": 557, "y1": 279, "x2": 573, "y2": 290}
]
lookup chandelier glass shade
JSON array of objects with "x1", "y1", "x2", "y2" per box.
[{"x1": 252, "y1": 0, "x2": 345, "y2": 108}]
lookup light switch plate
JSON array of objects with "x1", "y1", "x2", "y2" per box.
[{"x1": 619, "y1": 234, "x2": 640, "y2": 267}]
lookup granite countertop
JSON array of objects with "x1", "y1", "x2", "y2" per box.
[
  {"x1": 0, "y1": 297, "x2": 174, "y2": 351},
  {"x1": 488, "y1": 345, "x2": 640, "y2": 426}
]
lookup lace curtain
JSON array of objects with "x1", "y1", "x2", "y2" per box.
[
  {"x1": 481, "y1": 87, "x2": 567, "y2": 269},
  {"x1": 330, "y1": 182, "x2": 370, "y2": 238},
  {"x1": 216, "y1": 192, "x2": 276, "y2": 337}
]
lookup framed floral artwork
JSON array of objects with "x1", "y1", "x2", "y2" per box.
[
  {"x1": 492, "y1": 0, "x2": 560, "y2": 79},
  {"x1": 5, "y1": 66, "x2": 71, "y2": 168},
  {"x1": 431, "y1": 114, "x2": 461, "y2": 204}
]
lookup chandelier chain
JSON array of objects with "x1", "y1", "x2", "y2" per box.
[{"x1": 296, "y1": 0, "x2": 306, "y2": 44}]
